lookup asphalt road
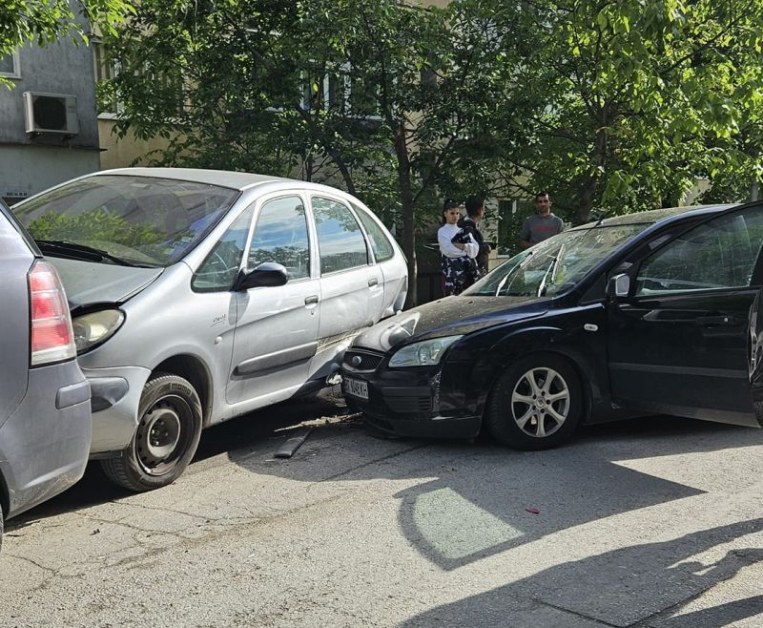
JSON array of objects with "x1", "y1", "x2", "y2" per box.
[{"x1": 2, "y1": 391, "x2": 763, "y2": 627}]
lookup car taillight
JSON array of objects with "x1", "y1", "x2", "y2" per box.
[{"x1": 28, "y1": 260, "x2": 76, "y2": 366}]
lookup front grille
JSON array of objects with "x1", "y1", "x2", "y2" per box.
[
  {"x1": 343, "y1": 349, "x2": 384, "y2": 372},
  {"x1": 386, "y1": 395, "x2": 432, "y2": 415}
]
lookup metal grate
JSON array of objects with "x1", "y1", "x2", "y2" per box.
[{"x1": 343, "y1": 349, "x2": 384, "y2": 372}]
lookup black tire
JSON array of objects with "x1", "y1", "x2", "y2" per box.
[
  {"x1": 486, "y1": 354, "x2": 583, "y2": 450},
  {"x1": 100, "y1": 373, "x2": 203, "y2": 492}
]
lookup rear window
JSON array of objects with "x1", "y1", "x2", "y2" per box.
[{"x1": 352, "y1": 203, "x2": 395, "y2": 262}]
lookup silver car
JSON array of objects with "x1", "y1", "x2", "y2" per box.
[
  {"x1": 0, "y1": 200, "x2": 91, "y2": 550},
  {"x1": 12, "y1": 168, "x2": 407, "y2": 491}
]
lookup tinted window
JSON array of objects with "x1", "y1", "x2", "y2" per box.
[
  {"x1": 312, "y1": 197, "x2": 368, "y2": 273},
  {"x1": 635, "y1": 209, "x2": 763, "y2": 295},
  {"x1": 248, "y1": 196, "x2": 310, "y2": 280},
  {"x1": 192, "y1": 205, "x2": 254, "y2": 292},
  {"x1": 352, "y1": 202, "x2": 394, "y2": 262}
]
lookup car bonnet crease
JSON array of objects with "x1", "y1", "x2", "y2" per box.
[{"x1": 353, "y1": 295, "x2": 549, "y2": 352}]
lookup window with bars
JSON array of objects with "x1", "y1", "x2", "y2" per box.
[
  {"x1": 0, "y1": 50, "x2": 20, "y2": 78},
  {"x1": 92, "y1": 40, "x2": 121, "y2": 115}
]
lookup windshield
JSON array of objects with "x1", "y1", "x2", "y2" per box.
[
  {"x1": 464, "y1": 223, "x2": 649, "y2": 297},
  {"x1": 13, "y1": 175, "x2": 239, "y2": 267}
]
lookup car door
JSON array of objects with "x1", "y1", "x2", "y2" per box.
[
  {"x1": 748, "y1": 290, "x2": 763, "y2": 426},
  {"x1": 607, "y1": 205, "x2": 763, "y2": 426},
  {"x1": 226, "y1": 194, "x2": 321, "y2": 407},
  {"x1": 310, "y1": 195, "x2": 383, "y2": 344}
]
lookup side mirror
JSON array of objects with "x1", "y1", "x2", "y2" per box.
[
  {"x1": 607, "y1": 273, "x2": 631, "y2": 299},
  {"x1": 235, "y1": 262, "x2": 289, "y2": 291}
]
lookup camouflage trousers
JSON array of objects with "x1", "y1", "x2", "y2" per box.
[{"x1": 441, "y1": 255, "x2": 481, "y2": 296}]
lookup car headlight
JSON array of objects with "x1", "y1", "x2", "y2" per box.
[
  {"x1": 388, "y1": 335, "x2": 463, "y2": 368},
  {"x1": 72, "y1": 309, "x2": 125, "y2": 353}
]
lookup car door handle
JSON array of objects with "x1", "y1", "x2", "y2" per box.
[
  {"x1": 304, "y1": 295, "x2": 319, "y2": 305},
  {"x1": 368, "y1": 278, "x2": 379, "y2": 287},
  {"x1": 697, "y1": 314, "x2": 739, "y2": 326}
]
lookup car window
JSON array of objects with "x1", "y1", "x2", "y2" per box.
[
  {"x1": 312, "y1": 196, "x2": 369, "y2": 274},
  {"x1": 351, "y1": 202, "x2": 395, "y2": 262},
  {"x1": 191, "y1": 205, "x2": 254, "y2": 292},
  {"x1": 635, "y1": 209, "x2": 763, "y2": 295},
  {"x1": 247, "y1": 196, "x2": 310, "y2": 280}
]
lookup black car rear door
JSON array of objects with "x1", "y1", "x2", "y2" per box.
[{"x1": 607, "y1": 204, "x2": 763, "y2": 426}]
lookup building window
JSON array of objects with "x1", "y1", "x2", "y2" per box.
[
  {"x1": 300, "y1": 62, "x2": 382, "y2": 119},
  {"x1": 92, "y1": 40, "x2": 121, "y2": 116},
  {"x1": 0, "y1": 50, "x2": 20, "y2": 79}
]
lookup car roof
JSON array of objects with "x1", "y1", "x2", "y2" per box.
[
  {"x1": 96, "y1": 167, "x2": 343, "y2": 196},
  {"x1": 574, "y1": 203, "x2": 739, "y2": 230}
]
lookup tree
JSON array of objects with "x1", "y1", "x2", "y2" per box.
[
  {"x1": 101, "y1": 0, "x2": 529, "y2": 306},
  {"x1": 480, "y1": 0, "x2": 763, "y2": 224},
  {"x1": 0, "y1": 0, "x2": 134, "y2": 83}
]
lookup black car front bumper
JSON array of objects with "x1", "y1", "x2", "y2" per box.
[{"x1": 341, "y1": 348, "x2": 482, "y2": 439}]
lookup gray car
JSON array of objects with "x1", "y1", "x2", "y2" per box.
[
  {"x1": 12, "y1": 168, "x2": 408, "y2": 491},
  {"x1": 0, "y1": 200, "x2": 91, "y2": 550}
]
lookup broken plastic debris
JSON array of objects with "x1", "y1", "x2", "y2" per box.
[
  {"x1": 524, "y1": 507, "x2": 540, "y2": 515},
  {"x1": 273, "y1": 427, "x2": 312, "y2": 459}
]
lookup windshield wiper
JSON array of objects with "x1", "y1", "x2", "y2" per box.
[
  {"x1": 536, "y1": 243, "x2": 565, "y2": 297},
  {"x1": 494, "y1": 251, "x2": 535, "y2": 296},
  {"x1": 36, "y1": 240, "x2": 139, "y2": 267}
]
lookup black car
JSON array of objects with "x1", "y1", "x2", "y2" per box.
[{"x1": 341, "y1": 202, "x2": 763, "y2": 449}]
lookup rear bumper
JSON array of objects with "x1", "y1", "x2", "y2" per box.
[{"x1": 0, "y1": 360, "x2": 91, "y2": 519}]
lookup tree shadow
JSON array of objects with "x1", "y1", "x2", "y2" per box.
[{"x1": 400, "y1": 519, "x2": 763, "y2": 627}]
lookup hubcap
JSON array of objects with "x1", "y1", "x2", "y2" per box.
[
  {"x1": 511, "y1": 367, "x2": 570, "y2": 438},
  {"x1": 136, "y1": 397, "x2": 186, "y2": 473}
]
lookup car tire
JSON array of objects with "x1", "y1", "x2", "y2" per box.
[
  {"x1": 486, "y1": 354, "x2": 583, "y2": 450},
  {"x1": 100, "y1": 373, "x2": 203, "y2": 492}
]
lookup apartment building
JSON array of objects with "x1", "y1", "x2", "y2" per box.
[{"x1": 0, "y1": 29, "x2": 100, "y2": 206}]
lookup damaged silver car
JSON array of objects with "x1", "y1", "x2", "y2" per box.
[{"x1": 13, "y1": 168, "x2": 407, "y2": 491}]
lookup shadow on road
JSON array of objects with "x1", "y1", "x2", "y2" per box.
[
  {"x1": 8, "y1": 389, "x2": 355, "y2": 527},
  {"x1": 399, "y1": 518, "x2": 763, "y2": 627},
  {"x1": 11, "y1": 395, "x2": 763, "y2": 584}
]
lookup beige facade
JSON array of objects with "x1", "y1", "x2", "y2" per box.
[{"x1": 98, "y1": 118, "x2": 171, "y2": 170}]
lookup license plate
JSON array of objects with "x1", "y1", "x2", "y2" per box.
[{"x1": 343, "y1": 376, "x2": 368, "y2": 400}]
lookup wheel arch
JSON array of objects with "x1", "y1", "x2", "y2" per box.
[
  {"x1": 152, "y1": 354, "x2": 213, "y2": 426},
  {"x1": 0, "y1": 469, "x2": 8, "y2": 522},
  {"x1": 469, "y1": 327, "x2": 597, "y2": 426}
]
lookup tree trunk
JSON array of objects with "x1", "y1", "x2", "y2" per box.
[
  {"x1": 577, "y1": 114, "x2": 609, "y2": 224},
  {"x1": 393, "y1": 123, "x2": 417, "y2": 309},
  {"x1": 577, "y1": 177, "x2": 597, "y2": 225}
]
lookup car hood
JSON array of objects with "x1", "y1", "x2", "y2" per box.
[
  {"x1": 354, "y1": 295, "x2": 549, "y2": 352},
  {"x1": 47, "y1": 257, "x2": 164, "y2": 311}
]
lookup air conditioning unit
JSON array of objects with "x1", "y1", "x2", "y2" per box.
[{"x1": 23, "y1": 91, "x2": 80, "y2": 135}]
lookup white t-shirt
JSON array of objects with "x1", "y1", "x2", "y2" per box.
[{"x1": 438, "y1": 223, "x2": 479, "y2": 259}]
